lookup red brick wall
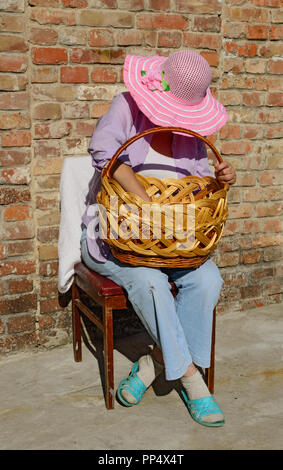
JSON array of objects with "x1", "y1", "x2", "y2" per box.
[{"x1": 0, "y1": 0, "x2": 282, "y2": 354}]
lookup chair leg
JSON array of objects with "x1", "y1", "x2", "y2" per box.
[
  {"x1": 205, "y1": 306, "x2": 216, "y2": 394},
  {"x1": 72, "y1": 280, "x2": 82, "y2": 362},
  {"x1": 103, "y1": 299, "x2": 114, "y2": 410}
]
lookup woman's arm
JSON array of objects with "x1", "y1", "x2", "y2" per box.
[{"x1": 112, "y1": 161, "x2": 151, "y2": 202}]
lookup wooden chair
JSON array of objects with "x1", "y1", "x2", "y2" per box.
[{"x1": 72, "y1": 261, "x2": 216, "y2": 410}]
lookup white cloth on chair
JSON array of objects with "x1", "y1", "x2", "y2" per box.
[{"x1": 58, "y1": 155, "x2": 94, "y2": 293}]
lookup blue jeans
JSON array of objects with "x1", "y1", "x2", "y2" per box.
[{"x1": 80, "y1": 228, "x2": 224, "y2": 381}]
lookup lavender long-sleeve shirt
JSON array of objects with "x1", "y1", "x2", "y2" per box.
[{"x1": 82, "y1": 92, "x2": 214, "y2": 262}]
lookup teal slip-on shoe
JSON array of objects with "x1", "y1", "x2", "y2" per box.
[
  {"x1": 116, "y1": 361, "x2": 147, "y2": 407},
  {"x1": 181, "y1": 389, "x2": 225, "y2": 427}
]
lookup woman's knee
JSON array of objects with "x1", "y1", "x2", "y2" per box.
[{"x1": 126, "y1": 268, "x2": 170, "y2": 298}]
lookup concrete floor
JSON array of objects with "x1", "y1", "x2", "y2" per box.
[{"x1": 0, "y1": 303, "x2": 282, "y2": 450}]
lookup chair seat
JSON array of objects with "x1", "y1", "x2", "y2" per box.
[
  {"x1": 74, "y1": 262, "x2": 125, "y2": 296},
  {"x1": 74, "y1": 261, "x2": 177, "y2": 297}
]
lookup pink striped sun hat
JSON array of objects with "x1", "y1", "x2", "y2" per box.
[{"x1": 123, "y1": 50, "x2": 228, "y2": 136}]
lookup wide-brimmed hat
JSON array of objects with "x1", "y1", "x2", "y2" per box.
[{"x1": 123, "y1": 50, "x2": 228, "y2": 136}]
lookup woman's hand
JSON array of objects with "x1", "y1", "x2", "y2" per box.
[{"x1": 213, "y1": 160, "x2": 236, "y2": 185}]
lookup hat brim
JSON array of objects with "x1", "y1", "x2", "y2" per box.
[{"x1": 123, "y1": 54, "x2": 228, "y2": 136}]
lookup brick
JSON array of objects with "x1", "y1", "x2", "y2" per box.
[
  {"x1": 39, "y1": 260, "x2": 58, "y2": 277},
  {"x1": 0, "y1": 260, "x2": 35, "y2": 277},
  {"x1": 245, "y1": 59, "x2": 266, "y2": 74},
  {"x1": 32, "y1": 103, "x2": 62, "y2": 120},
  {"x1": 268, "y1": 59, "x2": 283, "y2": 75},
  {"x1": 40, "y1": 279, "x2": 58, "y2": 297},
  {"x1": 0, "y1": 13, "x2": 25, "y2": 32},
  {"x1": 34, "y1": 157, "x2": 64, "y2": 175},
  {"x1": 0, "y1": 294, "x2": 36, "y2": 316},
  {"x1": 0, "y1": 91, "x2": 28, "y2": 109},
  {"x1": 247, "y1": 25, "x2": 268, "y2": 40},
  {"x1": 270, "y1": 25, "x2": 283, "y2": 41},
  {"x1": 0, "y1": 74, "x2": 27, "y2": 91},
  {"x1": 174, "y1": 0, "x2": 221, "y2": 14},
  {"x1": 1, "y1": 221, "x2": 34, "y2": 240},
  {"x1": 117, "y1": 30, "x2": 143, "y2": 46},
  {"x1": 91, "y1": 67, "x2": 118, "y2": 83},
  {"x1": 0, "y1": 188, "x2": 30, "y2": 205},
  {"x1": 62, "y1": 102, "x2": 89, "y2": 119},
  {"x1": 58, "y1": 27, "x2": 87, "y2": 46},
  {"x1": 240, "y1": 285, "x2": 262, "y2": 299},
  {"x1": 60, "y1": 66, "x2": 89, "y2": 83},
  {"x1": 228, "y1": 204, "x2": 251, "y2": 219},
  {"x1": 223, "y1": 22, "x2": 246, "y2": 39},
  {"x1": 0, "y1": 167, "x2": 31, "y2": 185},
  {"x1": 193, "y1": 16, "x2": 221, "y2": 33},
  {"x1": 38, "y1": 244, "x2": 58, "y2": 260},
  {"x1": 62, "y1": 0, "x2": 88, "y2": 6},
  {"x1": 29, "y1": 0, "x2": 59, "y2": 5},
  {"x1": 263, "y1": 246, "x2": 282, "y2": 262},
  {"x1": 183, "y1": 33, "x2": 222, "y2": 50},
  {"x1": 30, "y1": 27, "x2": 58, "y2": 45},
  {"x1": 88, "y1": 29, "x2": 114, "y2": 47},
  {"x1": 30, "y1": 7, "x2": 76, "y2": 25},
  {"x1": 0, "y1": 111, "x2": 30, "y2": 130},
  {"x1": 159, "y1": 30, "x2": 183, "y2": 48},
  {"x1": 73, "y1": 121, "x2": 94, "y2": 137},
  {"x1": 35, "y1": 174, "x2": 60, "y2": 192},
  {"x1": 0, "y1": 332, "x2": 37, "y2": 353},
  {"x1": 36, "y1": 194, "x2": 58, "y2": 210},
  {"x1": 223, "y1": 58, "x2": 244, "y2": 73},
  {"x1": 117, "y1": 0, "x2": 144, "y2": 9},
  {"x1": 267, "y1": 92, "x2": 283, "y2": 106},
  {"x1": 0, "y1": 54, "x2": 27, "y2": 72},
  {"x1": 263, "y1": 219, "x2": 282, "y2": 233},
  {"x1": 240, "y1": 251, "x2": 261, "y2": 264},
  {"x1": 137, "y1": 13, "x2": 188, "y2": 30},
  {"x1": 32, "y1": 47, "x2": 68, "y2": 65},
  {"x1": 0, "y1": 34, "x2": 27, "y2": 52},
  {"x1": 91, "y1": 101, "x2": 111, "y2": 118},
  {"x1": 61, "y1": 137, "x2": 87, "y2": 155},
  {"x1": 34, "y1": 140, "x2": 60, "y2": 158},
  {"x1": 225, "y1": 41, "x2": 258, "y2": 57},
  {"x1": 32, "y1": 83, "x2": 77, "y2": 101},
  {"x1": 259, "y1": 43, "x2": 283, "y2": 59},
  {"x1": 256, "y1": 202, "x2": 283, "y2": 217},
  {"x1": 7, "y1": 240, "x2": 34, "y2": 256},
  {"x1": 7, "y1": 314, "x2": 36, "y2": 334},
  {"x1": 225, "y1": 7, "x2": 269, "y2": 23},
  {"x1": 221, "y1": 141, "x2": 251, "y2": 155},
  {"x1": 252, "y1": 233, "x2": 282, "y2": 248},
  {"x1": 250, "y1": 0, "x2": 281, "y2": 6},
  {"x1": 8, "y1": 278, "x2": 33, "y2": 294},
  {"x1": 243, "y1": 92, "x2": 264, "y2": 106},
  {"x1": 37, "y1": 226, "x2": 59, "y2": 243},
  {"x1": 2, "y1": 1, "x2": 24, "y2": 12},
  {"x1": 34, "y1": 121, "x2": 71, "y2": 139},
  {"x1": 217, "y1": 252, "x2": 239, "y2": 267},
  {"x1": 1, "y1": 130, "x2": 31, "y2": 147},
  {"x1": 4, "y1": 205, "x2": 32, "y2": 221},
  {"x1": 78, "y1": 10, "x2": 134, "y2": 27},
  {"x1": 31, "y1": 67, "x2": 58, "y2": 83},
  {"x1": 200, "y1": 51, "x2": 219, "y2": 67},
  {"x1": 40, "y1": 297, "x2": 61, "y2": 314}
]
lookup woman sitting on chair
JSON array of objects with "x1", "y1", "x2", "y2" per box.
[{"x1": 81, "y1": 50, "x2": 236, "y2": 427}]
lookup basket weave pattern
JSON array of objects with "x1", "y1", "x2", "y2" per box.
[{"x1": 97, "y1": 127, "x2": 229, "y2": 268}]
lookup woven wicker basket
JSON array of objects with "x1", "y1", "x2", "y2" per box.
[{"x1": 97, "y1": 127, "x2": 229, "y2": 268}]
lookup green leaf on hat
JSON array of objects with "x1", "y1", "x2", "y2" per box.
[
  {"x1": 161, "y1": 79, "x2": 170, "y2": 91},
  {"x1": 141, "y1": 70, "x2": 146, "y2": 76}
]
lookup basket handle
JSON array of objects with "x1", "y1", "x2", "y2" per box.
[{"x1": 104, "y1": 126, "x2": 223, "y2": 179}]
